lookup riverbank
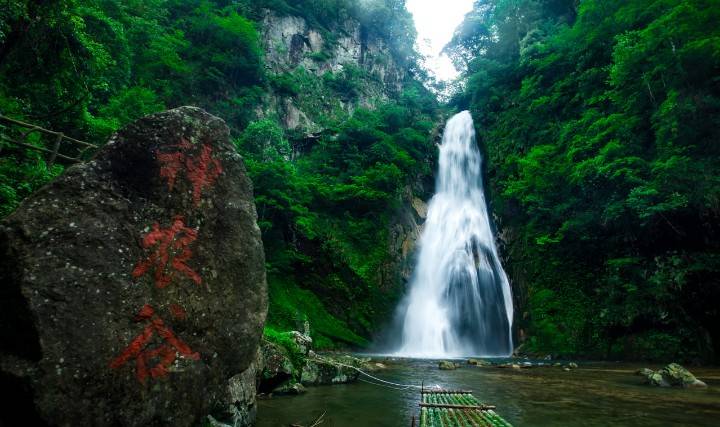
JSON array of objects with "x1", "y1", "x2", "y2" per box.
[{"x1": 256, "y1": 358, "x2": 720, "y2": 426}]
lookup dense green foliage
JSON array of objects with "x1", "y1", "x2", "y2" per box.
[
  {"x1": 448, "y1": 0, "x2": 720, "y2": 361},
  {"x1": 1, "y1": 0, "x2": 265, "y2": 214},
  {"x1": 1, "y1": 0, "x2": 438, "y2": 348},
  {"x1": 241, "y1": 86, "x2": 437, "y2": 347}
]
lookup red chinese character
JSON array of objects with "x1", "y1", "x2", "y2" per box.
[
  {"x1": 110, "y1": 304, "x2": 200, "y2": 384},
  {"x1": 157, "y1": 138, "x2": 192, "y2": 192},
  {"x1": 186, "y1": 144, "x2": 223, "y2": 207},
  {"x1": 156, "y1": 139, "x2": 223, "y2": 207},
  {"x1": 132, "y1": 216, "x2": 201, "y2": 288}
]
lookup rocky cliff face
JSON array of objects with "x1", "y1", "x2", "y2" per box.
[
  {"x1": 261, "y1": 11, "x2": 404, "y2": 92},
  {"x1": 381, "y1": 187, "x2": 428, "y2": 292},
  {"x1": 0, "y1": 107, "x2": 266, "y2": 426},
  {"x1": 258, "y1": 10, "x2": 406, "y2": 135}
]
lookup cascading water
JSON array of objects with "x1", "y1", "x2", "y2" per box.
[{"x1": 393, "y1": 111, "x2": 513, "y2": 358}]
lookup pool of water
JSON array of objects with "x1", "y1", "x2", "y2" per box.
[{"x1": 256, "y1": 358, "x2": 720, "y2": 426}]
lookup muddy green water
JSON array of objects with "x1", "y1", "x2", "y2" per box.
[{"x1": 256, "y1": 358, "x2": 720, "y2": 426}]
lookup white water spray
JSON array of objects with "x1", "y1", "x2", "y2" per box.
[{"x1": 394, "y1": 111, "x2": 513, "y2": 358}]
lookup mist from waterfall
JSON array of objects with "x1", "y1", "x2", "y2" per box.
[{"x1": 393, "y1": 111, "x2": 513, "y2": 358}]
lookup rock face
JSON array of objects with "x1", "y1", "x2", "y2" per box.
[
  {"x1": 640, "y1": 363, "x2": 707, "y2": 388},
  {"x1": 0, "y1": 107, "x2": 267, "y2": 426},
  {"x1": 259, "y1": 10, "x2": 406, "y2": 135},
  {"x1": 261, "y1": 11, "x2": 404, "y2": 93},
  {"x1": 380, "y1": 187, "x2": 428, "y2": 291}
]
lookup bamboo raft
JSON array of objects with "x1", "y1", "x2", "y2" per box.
[{"x1": 413, "y1": 387, "x2": 513, "y2": 427}]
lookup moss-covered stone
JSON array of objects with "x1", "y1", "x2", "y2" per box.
[
  {"x1": 468, "y1": 358, "x2": 491, "y2": 366},
  {"x1": 640, "y1": 363, "x2": 707, "y2": 388},
  {"x1": 439, "y1": 361, "x2": 459, "y2": 370},
  {"x1": 258, "y1": 340, "x2": 295, "y2": 393},
  {"x1": 301, "y1": 354, "x2": 364, "y2": 385}
]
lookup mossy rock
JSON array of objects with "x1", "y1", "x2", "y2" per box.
[
  {"x1": 438, "y1": 361, "x2": 459, "y2": 370},
  {"x1": 258, "y1": 340, "x2": 296, "y2": 392},
  {"x1": 640, "y1": 363, "x2": 707, "y2": 388},
  {"x1": 300, "y1": 355, "x2": 360, "y2": 385}
]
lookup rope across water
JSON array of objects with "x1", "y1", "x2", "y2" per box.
[{"x1": 311, "y1": 354, "x2": 425, "y2": 390}]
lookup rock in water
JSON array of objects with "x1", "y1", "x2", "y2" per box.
[
  {"x1": 0, "y1": 107, "x2": 267, "y2": 426},
  {"x1": 300, "y1": 356, "x2": 360, "y2": 385},
  {"x1": 467, "y1": 358, "x2": 491, "y2": 367},
  {"x1": 438, "y1": 361, "x2": 458, "y2": 370},
  {"x1": 640, "y1": 363, "x2": 707, "y2": 388}
]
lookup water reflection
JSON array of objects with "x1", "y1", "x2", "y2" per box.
[{"x1": 257, "y1": 358, "x2": 720, "y2": 426}]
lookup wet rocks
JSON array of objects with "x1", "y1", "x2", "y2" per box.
[
  {"x1": 496, "y1": 362, "x2": 524, "y2": 369},
  {"x1": 256, "y1": 337, "x2": 308, "y2": 396},
  {"x1": 0, "y1": 107, "x2": 267, "y2": 426},
  {"x1": 259, "y1": 340, "x2": 295, "y2": 393},
  {"x1": 639, "y1": 363, "x2": 707, "y2": 388},
  {"x1": 439, "y1": 361, "x2": 459, "y2": 370},
  {"x1": 301, "y1": 355, "x2": 362, "y2": 385},
  {"x1": 636, "y1": 368, "x2": 654, "y2": 377},
  {"x1": 257, "y1": 332, "x2": 368, "y2": 393},
  {"x1": 467, "y1": 358, "x2": 491, "y2": 366}
]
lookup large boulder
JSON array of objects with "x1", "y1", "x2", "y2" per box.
[{"x1": 0, "y1": 107, "x2": 267, "y2": 426}]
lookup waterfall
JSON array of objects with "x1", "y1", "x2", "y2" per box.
[{"x1": 394, "y1": 111, "x2": 513, "y2": 358}]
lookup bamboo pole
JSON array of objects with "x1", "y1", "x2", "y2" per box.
[
  {"x1": 8, "y1": 140, "x2": 81, "y2": 162},
  {"x1": 48, "y1": 132, "x2": 63, "y2": 166},
  {"x1": 420, "y1": 403, "x2": 497, "y2": 411},
  {"x1": 0, "y1": 115, "x2": 97, "y2": 148}
]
